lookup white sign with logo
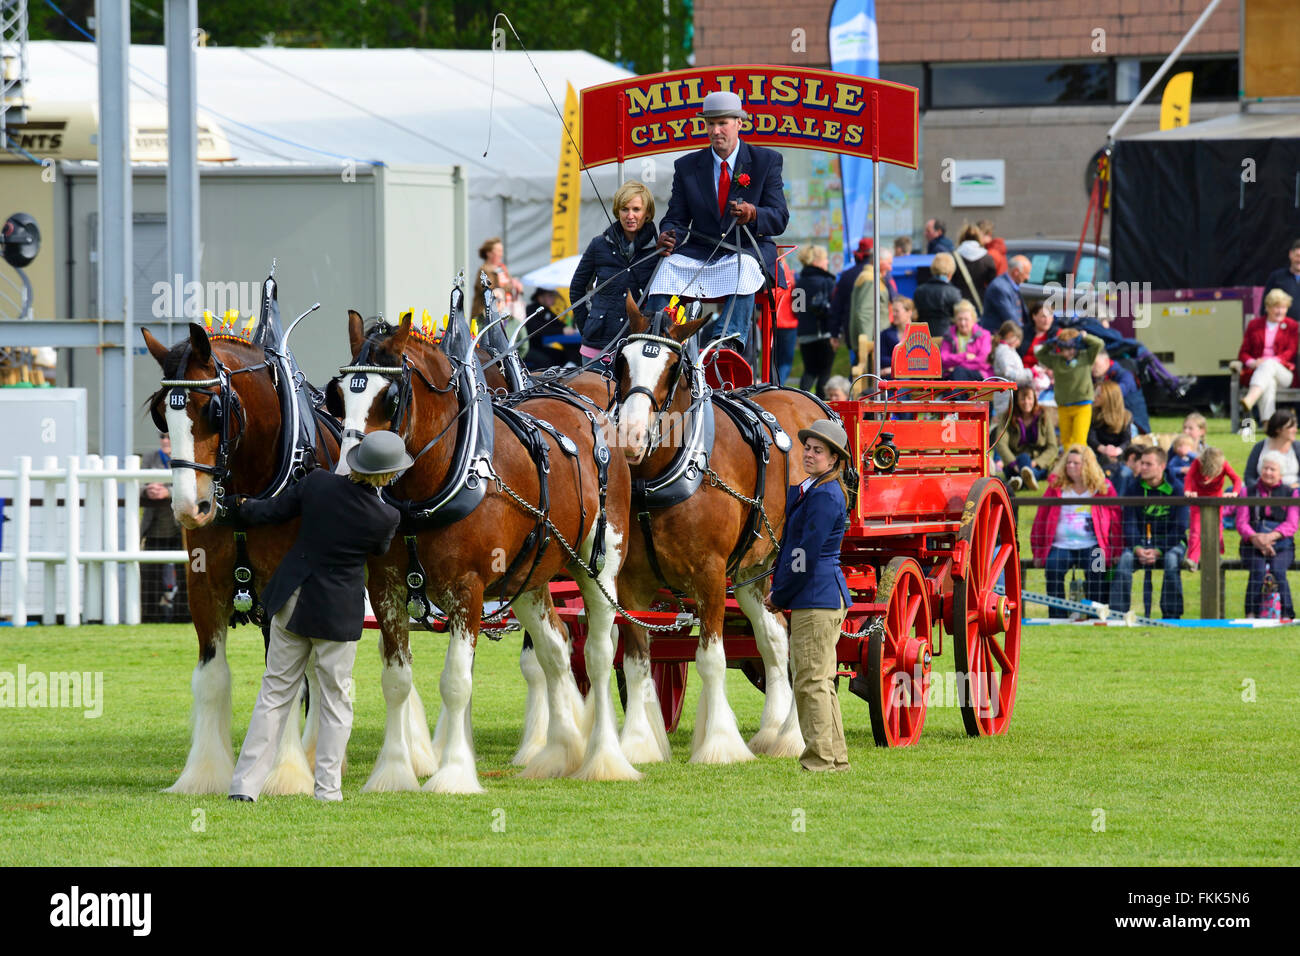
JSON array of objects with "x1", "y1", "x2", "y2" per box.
[{"x1": 950, "y1": 160, "x2": 1005, "y2": 207}]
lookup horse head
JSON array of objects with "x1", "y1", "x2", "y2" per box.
[
  {"x1": 142, "y1": 321, "x2": 274, "y2": 529},
  {"x1": 332, "y1": 309, "x2": 456, "y2": 483},
  {"x1": 616, "y1": 293, "x2": 707, "y2": 465}
]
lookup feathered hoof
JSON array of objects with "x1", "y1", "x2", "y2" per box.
[
  {"x1": 751, "y1": 725, "x2": 805, "y2": 759},
  {"x1": 261, "y1": 755, "x2": 314, "y2": 796},
  {"x1": 422, "y1": 763, "x2": 485, "y2": 795},
  {"x1": 521, "y1": 741, "x2": 581, "y2": 779},
  {"x1": 362, "y1": 753, "x2": 421, "y2": 792},
  {"x1": 571, "y1": 744, "x2": 644, "y2": 782},
  {"x1": 620, "y1": 725, "x2": 671, "y2": 764},
  {"x1": 511, "y1": 734, "x2": 547, "y2": 768},
  {"x1": 689, "y1": 729, "x2": 756, "y2": 765},
  {"x1": 163, "y1": 755, "x2": 234, "y2": 795},
  {"x1": 406, "y1": 693, "x2": 437, "y2": 777}
]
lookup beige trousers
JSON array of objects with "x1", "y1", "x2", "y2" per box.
[
  {"x1": 230, "y1": 589, "x2": 358, "y2": 801},
  {"x1": 789, "y1": 602, "x2": 850, "y2": 771}
]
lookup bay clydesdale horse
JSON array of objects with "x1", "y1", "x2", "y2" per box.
[
  {"x1": 141, "y1": 322, "x2": 437, "y2": 795},
  {"x1": 612, "y1": 300, "x2": 831, "y2": 764},
  {"x1": 333, "y1": 307, "x2": 639, "y2": 793}
]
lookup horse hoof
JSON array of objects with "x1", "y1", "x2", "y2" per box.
[
  {"x1": 362, "y1": 754, "x2": 420, "y2": 792},
  {"x1": 422, "y1": 764, "x2": 485, "y2": 795},
  {"x1": 571, "y1": 745, "x2": 644, "y2": 782}
]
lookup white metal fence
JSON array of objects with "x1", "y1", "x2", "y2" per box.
[{"x1": 0, "y1": 455, "x2": 188, "y2": 627}]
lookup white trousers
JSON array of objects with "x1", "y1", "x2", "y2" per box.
[
  {"x1": 1249, "y1": 358, "x2": 1294, "y2": 420},
  {"x1": 230, "y1": 589, "x2": 358, "y2": 801}
]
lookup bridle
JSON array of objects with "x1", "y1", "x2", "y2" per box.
[
  {"x1": 336, "y1": 332, "x2": 459, "y2": 462},
  {"x1": 617, "y1": 312, "x2": 704, "y2": 457},
  {"x1": 152, "y1": 346, "x2": 264, "y2": 497}
]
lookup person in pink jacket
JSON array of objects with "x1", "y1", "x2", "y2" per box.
[
  {"x1": 1030, "y1": 444, "x2": 1121, "y2": 618},
  {"x1": 1234, "y1": 449, "x2": 1298, "y2": 618},
  {"x1": 940, "y1": 300, "x2": 992, "y2": 380}
]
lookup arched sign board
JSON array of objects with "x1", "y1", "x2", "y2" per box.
[{"x1": 580, "y1": 65, "x2": 919, "y2": 169}]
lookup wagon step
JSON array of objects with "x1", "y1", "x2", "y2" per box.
[{"x1": 1001, "y1": 585, "x2": 1171, "y2": 627}]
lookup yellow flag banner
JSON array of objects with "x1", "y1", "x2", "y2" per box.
[
  {"x1": 550, "y1": 82, "x2": 582, "y2": 263},
  {"x1": 1160, "y1": 71, "x2": 1193, "y2": 131}
]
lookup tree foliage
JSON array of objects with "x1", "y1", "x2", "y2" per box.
[{"x1": 29, "y1": 1, "x2": 694, "y2": 74}]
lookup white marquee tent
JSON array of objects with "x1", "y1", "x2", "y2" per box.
[{"x1": 24, "y1": 41, "x2": 679, "y2": 275}]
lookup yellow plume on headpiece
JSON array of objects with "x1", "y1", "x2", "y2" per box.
[
  {"x1": 223, "y1": 309, "x2": 239, "y2": 329},
  {"x1": 203, "y1": 310, "x2": 214, "y2": 329},
  {"x1": 470, "y1": 318, "x2": 478, "y2": 336},
  {"x1": 421, "y1": 309, "x2": 433, "y2": 335},
  {"x1": 243, "y1": 313, "x2": 257, "y2": 334}
]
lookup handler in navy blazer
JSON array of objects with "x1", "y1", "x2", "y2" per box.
[
  {"x1": 236, "y1": 467, "x2": 400, "y2": 643},
  {"x1": 769, "y1": 478, "x2": 851, "y2": 610}
]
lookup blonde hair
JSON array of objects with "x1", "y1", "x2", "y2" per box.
[
  {"x1": 1264, "y1": 288, "x2": 1293, "y2": 311},
  {"x1": 1050, "y1": 443, "x2": 1108, "y2": 494},
  {"x1": 1170, "y1": 434, "x2": 1195, "y2": 455},
  {"x1": 953, "y1": 299, "x2": 977, "y2": 321},
  {"x1": 891, "y1": 297, "x2": 916, "y2": 320},
  {"x1": 930, "y1": 252, "x2": 955, "y2": 278},
  {"x1": 349, "y1": 470, "x2": 400, "y2": 488},
  {"x1": 1183, "y1": 411, "x2": 1206, "y2": 433},
  {"x1": 958, "y1": 222, "x2": 983, "y2": 243},
  {"x1": 1095, "y1": 380, "x2": 1131, "y2": 433},
  {"x1": 1200, "y1": 445, "x2": 1225, "y2": 477},
  {"x1": 612, "y1": 180, "x2": 656, "y2": 224},
  {"x1": 798, "y1": 244, "x2": 827, "y2": 267}
]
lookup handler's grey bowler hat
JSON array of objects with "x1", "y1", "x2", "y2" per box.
[
  {"x1": 347, "y1": 430, "x2": 415, "y2": 475},
  {"x1": 699, "y1": 90, "x2": 747, "y2": 119},
  {"x1": 797, "y1": 419, "x2": 851, "y2": 463}
]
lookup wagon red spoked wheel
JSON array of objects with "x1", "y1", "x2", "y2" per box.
[
  {"x1": 952, "y1": 477, "x2": 1021, "y2": 737},
  {"x1": 865, "y1": 557, "x2": 933, "y2": 747}
]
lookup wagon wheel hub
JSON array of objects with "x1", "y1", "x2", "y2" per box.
[
  {"x1": 898, "y1": 637, "x2": 932, "y2": 679},
  {"x1": 979, "y1": 592, "x2": 1011, "y2": 635}
]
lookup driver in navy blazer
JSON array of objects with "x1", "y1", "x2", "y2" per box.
[{"x1": 648, "y1": 90, "x2": 790, "y2": 349}]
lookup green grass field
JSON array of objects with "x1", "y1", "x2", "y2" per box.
[{"x1": 2, "y1": 621, "x2": 1296, "y2": 866}]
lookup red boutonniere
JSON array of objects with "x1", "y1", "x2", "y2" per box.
[{"x1": 736, "y1": 172, "x2": 751, "y2": 187}]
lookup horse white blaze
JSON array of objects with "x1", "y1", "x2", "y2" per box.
[
  {"x1": 619, "y1": 344, "x2": 673, "y2": 463},
  {"x1": 335, "y1": 373, "x2": 391, "y2": 475},
  {"x1": 164, "y1": 404, "x2": 210, "y2": 528}
]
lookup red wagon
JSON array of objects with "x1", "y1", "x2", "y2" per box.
[{"x1": 560, "y1": 323, "x2": 1021, "y2": 747}]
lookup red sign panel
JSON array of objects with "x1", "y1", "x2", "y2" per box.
[
  {"x1": 892, "y1": 324, "x2": 942, "y2": 379},
  {"x1": 580, "y1": 65, "x2": 919, "y2": 170}
]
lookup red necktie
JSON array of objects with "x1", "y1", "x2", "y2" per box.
[{"x1": 717, "y1": 161, "x2": 730, "y2": 217}]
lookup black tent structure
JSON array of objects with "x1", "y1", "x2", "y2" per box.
[{"x1": 1112, "y1": 112, "x2": 1300, "y2": 290}]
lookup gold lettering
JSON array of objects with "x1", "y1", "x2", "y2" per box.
[
  {"x1": 777, "y1": 115, "x2": 800, "y2": 134},
  {"x1": 716, "y1": 76, "x2": 736, "y2": 94},
  {"x1": 690, "y1": 116, "x2": 707, "y2": 135},
  {"x1": 834, "y1": 83, "x2": 864, "y2": 113},
  {"x1": 756, "y1": 114, "x2": 777, "y2": 133},
  {"x1": 667, "y1": 118, "x2": 688, "y2": 137},
  {"x1": 844, "y1": 124, "x2": 863, "y2": 145},
  {"x1": 801, "y1": 117, "x2": 818, "y2": 136},
  {"x1": 770, "y1": 75, "x2": 800, "y2": 104},
  {"x1": 631, "y1": 125, "x2": 650, "y2": 146},
  {"x1": 663, "y1": 80, "x2": 685, "y2": 108},
  {"x1": 747, "y1": 75, "x2": 767, "y2": 104},
  {"x1": 804, "y1": 78, "x2": 830, "y2": 108},
  {"x1": 683, "y1": 77, "x2": 705, "y2": 106},
  {"x1": 649, "y1": 123, "x2": 669, "y2": 144},
  {"x1": 823, "y1": 120, "x2": 842, "y2": 139},
  {"x1": 627, "y1": 84, "x2": 666, "y2": 117}
]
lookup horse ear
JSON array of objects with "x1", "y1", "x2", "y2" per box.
[
  {"x1": 389, "y1": 309, "x2": 413, "y2": 354},
  {"x1": 669, "y1": 315, "x2": 709, "y2": 343},
  {"x1": 189, "y1": 322, "x2": 212, "y2": 364},
  {"x1": 141, "y1": 328, "x2": 170, "y2": 366},
  {"x1": 626, "y1": 293, "x2": 648, "y2": 335},
  {"x1": 347, "y1": 309, "x2": 366, "y2": 356}
]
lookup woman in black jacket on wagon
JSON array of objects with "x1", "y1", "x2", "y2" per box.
[
  {"x1": 794, "y1": 244, "x2": 838, "y2": 397},
  {"x1": 568, "y1": 180, "x2": 660, "y2": 362}
]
